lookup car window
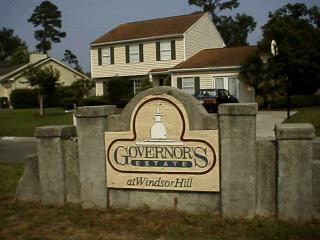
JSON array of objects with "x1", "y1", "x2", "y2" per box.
[
  {"x1": 220, "y1": 90, "x2": 230, "y2": 97},
  {"x1": 208, "y1": 90, "x2": 218, "y2": 97}
]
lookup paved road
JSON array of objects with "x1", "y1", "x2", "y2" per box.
[{"x1": 0, "y1": 137, "x2": 37, "y2": 163}]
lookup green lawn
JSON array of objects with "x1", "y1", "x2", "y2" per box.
[
  {"x1": 285, "y1": 107, "x2": 320, "y2": 136},
  {"x1": 0, "y1": 108, "x2": 73, "y2": 137}
]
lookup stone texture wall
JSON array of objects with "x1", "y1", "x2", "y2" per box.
[{"x1": 15, "y1": 87, "x2": 319, "y2": 221}]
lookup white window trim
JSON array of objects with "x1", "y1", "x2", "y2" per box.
[
  {"x1": 129, "y1": 44, "x2": 140, "y2": 63},
  {"x1": 101, "y1": 47, "x2": 111, "y2": 65},
  {"x1": 160, "y1": 40, "x2": 171, "y2": 61}
]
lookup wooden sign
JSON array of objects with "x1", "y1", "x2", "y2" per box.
[{"x1": 105, "y1": 94, "x2": 219, "y2": 192}]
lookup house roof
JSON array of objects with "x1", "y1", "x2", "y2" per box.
[
  {"x1": 172, "y1": 46, "x2": 258, "y2": 70},
  {"x1": 0, "y1": 57, "x2": 89, "y2": 82},
  {"x1": 91, "y1": 12, "x2": 206, "y2": 45},
  {"x1": 0, "y1": 62, "x2": 25, "y2": 76}
]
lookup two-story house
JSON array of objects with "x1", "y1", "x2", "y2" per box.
[{"x1": 90, "y1": 12, "x2": 256, "y2": 102}]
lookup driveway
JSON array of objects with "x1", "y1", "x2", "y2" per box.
[{"x1": 256, "y1": 111, "x2": 290, "y2": 138}]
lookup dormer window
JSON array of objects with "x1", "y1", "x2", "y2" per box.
[{"x1": 98, "y1": 47, "x2": 114, "y2": 65}]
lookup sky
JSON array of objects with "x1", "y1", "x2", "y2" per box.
[{"x1": 0, "y1": 0, "x2": 318, "y2": 73}]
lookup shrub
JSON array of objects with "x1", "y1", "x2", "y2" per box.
[
  {"x1": 107, "y1": 77, "x2": 133, "y2": 104},
  {"x1": 10, "y1": 89, "x2": 38, "y2": 108},
  {"x1": 80, "y1": 97, "x2": 110, "y2": 106},
  {"x1": 271, "y1": 95, "x2": 320, "y2": 109},
  {"x1": 60, "y1": 97, "x2": 79, "y2": 106},
  {"x1": 45, "y1": 86, "x2": 74, "y2": 107}
]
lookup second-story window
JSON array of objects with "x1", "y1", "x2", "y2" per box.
[
  {"x1": 130, "y1": 45, "x2": 139, "y2": 63},
  {"x1": 160, "y1": 41, "x2": 171, "y2": 60},
  {"x1": 98, "y1": 47, "x2": 114, "y2": 65},
  {"x1": 156, "y1": 40, "x2": 176, "y2": 61},
  {"x1": 102, "y1": 48, "x2": 111, "y2": 64},
  {"x1": 126, "y1": 44, "x2": 144, "y2": 64}
]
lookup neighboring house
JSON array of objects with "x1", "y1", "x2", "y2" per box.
[
  {"x1": 90, "y1": 12, "x2": 256, "y2": 102},
  {"x1": 0, "y1": 54, "x2": 89, "y2": 99}
]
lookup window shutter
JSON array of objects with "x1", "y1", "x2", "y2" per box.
[
  {"x1": 194, "y1": 77, "x2": 200, "y2": 92},
  {"x1": 171, "y1": 40, "x2": 176, "y2": 60},
  {"x1": 98, "y1": 48, "x2": 102, "y2": 65},
  {"x1": 139, "y1": 44, "x2": 144, "y2": 62},
  {"x1": 177, "y1": 77, "x2": 182, "y2": 89},
  {"x1": 125, "y1": 45, "x2": 130, "y2": 63},
  {"x1": 156, "y1": 42, "x2": 160, "y2": 61},
  {"x1": 110, "y1": 47, "x2": 114, "y2": 64}
]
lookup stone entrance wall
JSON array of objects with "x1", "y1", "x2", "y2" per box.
[{"x1": 15, "y1": 87, "x2": 319, "y2": 221}]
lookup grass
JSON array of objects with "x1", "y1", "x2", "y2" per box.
[
  {"x1": 285, "y1": 107, "x2": 320, "y2": 136},
  {"x1": 0, "y1": 108, "x2": 73, "y2": 137},
  {"x1": 0, "y1": 163, "x2": 320, "y2": 240}
]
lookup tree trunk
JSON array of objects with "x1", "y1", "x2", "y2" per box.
[{"x1": 39, "y1": 94, "x2": 44, "y2": 117}]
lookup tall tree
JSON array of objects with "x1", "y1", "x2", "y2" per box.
[
  {"x1": 260, "y1": 3, "x2": 320, "y2": 95},
  {"x1": 188, "y1": 0, "x2": 256, "y2": 47},
  {"x1": 62, "y1": 49, "x2": 83, "y2": 72},
  {"x1": 28, "y1": 1, "x2": 66, "y2": 54},
  {"x1": 25, "y1": 66, "x2": 60, "y2": 117},
  {"x1": 240, "y1": 3, "x2": 320, "y2": 104},
  {"x1": 0, "y1": 27, "x2": 29, "y2": 65}
]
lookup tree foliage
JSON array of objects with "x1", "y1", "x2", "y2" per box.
[
  {"x1": 25, "y1": 65, "x2": 60, "y2": 116},
  {"x1": 0, "y1": 27, "x2": 29, "y2": 65},
  {"x1": 69, "y1": 79, "x2": 94, "y2": 100},
  {"x1": 241, "y1": 3, "x2": 320, "y2": 103},
  {"x1": 188, "y1": 0, "x2": 256, "y2": 46},
  {"x1": 28, "y1": 1, "x2": 66, "y2": 53},
  {"x1": 62, "y1": 49, "x2": 83, "y2": 73}
]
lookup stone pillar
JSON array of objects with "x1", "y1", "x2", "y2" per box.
[
  {"x1": 313, "y1": 138, "x2": 320, "y2": 219},
  {"x1": 276, "y1": 123, "x2": 315, "y2": 221},
  {"x1": 218, "y1": 103, "x2": 257, "y2": 218},
  {"x1": 75, "y1": 105, "x2": 117, "y2": 208},
  {"x1": 35, "y1": 125, "x2": 76, "y2": 205}
]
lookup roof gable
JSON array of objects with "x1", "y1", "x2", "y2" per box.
[
  {"x1": 0, "y1": 57, "x2": 88, "y2": 82},
  {"x1": 172, "y1": 46, "x2": 258, "y2": 70},
  {"x1": 91, "y1": 12, "x2": 205, "y2": 45}
]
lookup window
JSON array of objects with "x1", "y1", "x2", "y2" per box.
[
  {"x1": 98, "y1": 47, "x2": 114, "y2": 65},
  {"x1": 228, "y1": 76, "x2": 239, "y2": 98},
  {"x1": 101, "y1": 48, "x2": 110, "y2": 64},
  {"x1": 126, "y1": 44, "x2": 143, "y2": 63},
  {"x1": 160, "y1": 41, "x2": 171, "y2": 60},
  {"x1": 214, "y1": 77, "x2": 224, "y2": 89},
  {"x1": 213, "y1": 76, "x2": 239, "y2": 98},
  {"x1": 182, "y1": 77, "x2": 195, "y2": 95},
  {"x1": 130, "y1": 45, "x2": 139, "y2": 63},
  {"x1": 134, "y1": 79, "x2": 143, "y2": 94},
  {"x1": 156, "y1": 40, "x2": 175, "y2": 61}
]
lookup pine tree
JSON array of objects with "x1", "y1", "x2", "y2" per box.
[{"x1": 28, "y1": 1, "x2": 66, "y2": 53}]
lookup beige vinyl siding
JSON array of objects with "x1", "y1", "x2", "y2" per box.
[
  {"x1": 184, "y1": 13, "x2": 225, "y2": 59},
  {"x1": 91, "y1": 38, "x2": 184, "y2": 78}
]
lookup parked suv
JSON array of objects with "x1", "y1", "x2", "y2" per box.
[{"x1": 194, "y1": 89, "x2": 239, "y2": 113}]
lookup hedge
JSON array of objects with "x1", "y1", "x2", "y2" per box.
[
  {"x1": 10, "y1": 89, "x2": 39, "y2": 108},
  {"x1": 270, "y1": 95, "x2": 320, "y2": 109}
]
